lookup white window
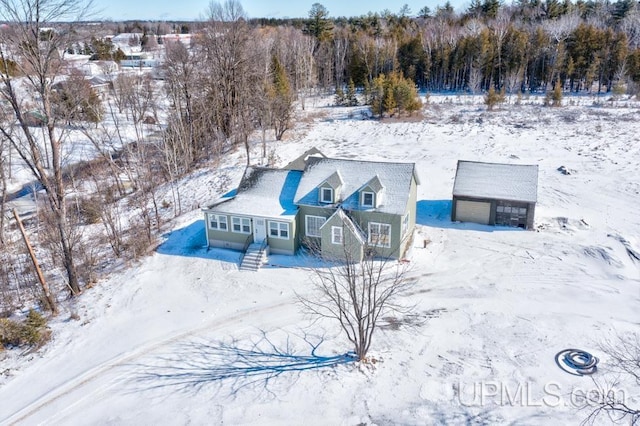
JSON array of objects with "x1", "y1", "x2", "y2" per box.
[
  {"x1": 269, "y1": 221, "x2": 289, "y2": 239},
  {"x1": 331, "y1": 226, "x2": 343, "y2": 244},
  {"x1": 320, "y1": 187, "x2": 333, "y2": 203},
  {"x1": 208, "y1": 214, "x2": 228, "y2": 231},
  {"x1": 305, "y1": 215, "x2": 326, "y2": 238},
  {"x1": 362, "y1": 191, "x2": 374, "y2": 208},
  {"x1": 402, "y1": 212, "x2": 410, "y2": 236},
  {"x1": 231, "y1": 216, "x2": 251, "y2": 234},
  {"x1": 368, "y1": 222, "x2": 391, "y2": 248}
]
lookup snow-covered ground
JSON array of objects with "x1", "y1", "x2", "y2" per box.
[{"x1": 1, "y1": 95, "x2": 639, "y2": 425}]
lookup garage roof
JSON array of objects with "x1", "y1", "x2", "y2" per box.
[{"x1": 453, "y1": 160, "x2": 538, "y2": 203}]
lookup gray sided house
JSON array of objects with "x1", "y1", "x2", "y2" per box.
[
  {"x1": 203, "y1": 167, "x2": 301, "y2": 255},
  {"x1": 451, "y1": 160, "x2": 538, "y2": 229},
  {"x1": 202, "y1": 152, "x2": 419, "y2": 265},
  {"x1": 294, "y1": 157, "x2": 419, "y2": 261}
]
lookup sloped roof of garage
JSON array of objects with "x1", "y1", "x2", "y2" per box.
[{"x1": 453, "y1": 160, "x2": 538, "y2": 203}]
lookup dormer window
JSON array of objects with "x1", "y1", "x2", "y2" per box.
[
  {"x1": 362, "y1": 191, "x2": 374, "y2": 208},
  {"x1": 320, "y1": 187, "x2": 334, "y2": 203}
]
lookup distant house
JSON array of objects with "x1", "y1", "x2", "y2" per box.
[
  {"x1": 451, "y1": 160, "x2": 538, "y2": 229},
  {"x1": 120, "y1": 53, "x2": 158, "y2": 68},
  {"x1": 80, "y1": 60, "x2": 118, "y2": 76},
  {"x1": 202, "y1": 151, "x2": 419, "y2": 268}
]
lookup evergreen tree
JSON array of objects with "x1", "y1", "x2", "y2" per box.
[
  {"x1": 268, "y1": 55, "x2": 294, "y2": 140},
  {"x1": 306, "y1": 3, "x2": 333, "y2": 42},
  {"x1": 368, "y1": 72, "x2": 422, "y2": 117}
]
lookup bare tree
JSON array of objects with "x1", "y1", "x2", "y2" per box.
[
  {"x1": 581, "y1": 332, "x2": 640, "y2": 425},
  {"x1": 0, "y1": 0, "x2": 93, "y2": 296},
  {"x1": 299, "y1": 231, "x2": 413, "y2": 361},
  {"x1": 202, "y1": 0, "x2": 261, "y2": 165},
  {"x1": 0, "y1": 137, "x2": 8, "y2": 245}
]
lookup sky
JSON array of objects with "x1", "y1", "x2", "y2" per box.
[{"x1": 95, "y1": 0, "x2": 467, "y2": 21}]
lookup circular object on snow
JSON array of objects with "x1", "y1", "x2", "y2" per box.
[{"x1": 555, "y1": 349, "x2": 598, "y2": 376}]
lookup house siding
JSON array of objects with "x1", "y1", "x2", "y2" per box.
[
  {"x1": 205, "y1": 213, "x2": 251, "y2": 250},
  {"x1": 267, "y1": 218, "x2": 298, "y2": 255},
  {"x1": 320, "y1": 215, "x2": 364, "y2": 262},
  {"x1": 205, "y1": 212, "x2": 298, "y2": 253},
  {"x1": 400, "y1": 177, "x2": 418, "y2": 257},
  {"x1": 349, "y1": 210, "x2": 402, "y2": 258},
  {"x1": 297, "y1": 205, "x2": 334, "y2": 244}
]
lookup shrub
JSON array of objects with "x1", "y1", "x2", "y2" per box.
[
  {"x1": 79, "y1": 197, "x2": 102, "y2": 224},
  {"x1": 485, "y1": 86, "x2": 506, "y2": 111},
  {"x1": 368, "y1": 71, "x2": 422, "y2": 117},
  {"x1": 545, "y1": 81, "x2": 563, "y2": 107},
  {"x1": 0, "y1": 310, "x2": 50, "y2": 349},
  {"x1": 0, "y1": 318, "x2": 23, "y2": 347}
]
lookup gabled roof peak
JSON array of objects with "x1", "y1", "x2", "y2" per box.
[
  {"x1": 362, "y1": 175, "x2": 384, "y2": 193},
  {"x1": 322, "y1": 170, "x2": 343, "y2": 189},
  {"x1": 320, "y1": 208, "x2": 366, "y2": 244}
]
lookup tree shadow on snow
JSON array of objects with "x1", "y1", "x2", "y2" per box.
[
  {"x1": 156, "y1": 219, "x2": 242, "y2": 264},
  {"x1": 129, "y1": 330, "x2": 355, "y2": 399},
  {"x1": 416, "y1": 200, "x2": 523, "y2": 232}
]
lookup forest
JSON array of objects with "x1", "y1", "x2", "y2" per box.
[{"x1": 255, "y1": 0, "x2": 640, "y2": 94}]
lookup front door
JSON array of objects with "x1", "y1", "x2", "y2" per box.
[{"x1": 253, "y1": 218, "x2": 267, "y2": 243}]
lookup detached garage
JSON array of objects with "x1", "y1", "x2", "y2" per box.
[{"x1": 451, "y1": 160, "x2": 538, "y2": 229}]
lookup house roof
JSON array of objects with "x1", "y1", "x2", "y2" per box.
[
  {"x1": 452, "y1": 160, "x2": 539, "y2": 203},
  {"x1": 205, "y1": 167, "x2": 302, "y2": 219},
  {"x1": 283, "y1": 147, "x2": 327, "y2": 171},
  {"x1": 294, "y1": 157, "x2": 419, "y2": 215}
]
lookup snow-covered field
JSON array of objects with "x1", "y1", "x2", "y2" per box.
[{"x1": 1, "y1": 95, "x2": 639, "y2": 425}]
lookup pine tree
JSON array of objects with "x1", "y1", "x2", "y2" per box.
[{"x1": 269, "y1": 55, "x2": 294, "y2": 140}]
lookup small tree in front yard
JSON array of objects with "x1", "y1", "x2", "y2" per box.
[{"x1": 299, "y1": 235, "x2": 414, "y2": 361}]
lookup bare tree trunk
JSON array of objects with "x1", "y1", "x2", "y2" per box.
[
  {"x1": 0, "y1": 139, "x2": 7, "y2": 246},
  {"x1": 13, "y1": 209, "x2": 57, "y2": 314}
]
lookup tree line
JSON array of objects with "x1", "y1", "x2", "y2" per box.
[{"x1": 256, "y1": 1, "x2": 640, "y2": 95}]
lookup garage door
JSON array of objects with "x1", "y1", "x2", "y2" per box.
[{"x1": 455, "y1": 200, "x2": 491, "y2": 225}]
